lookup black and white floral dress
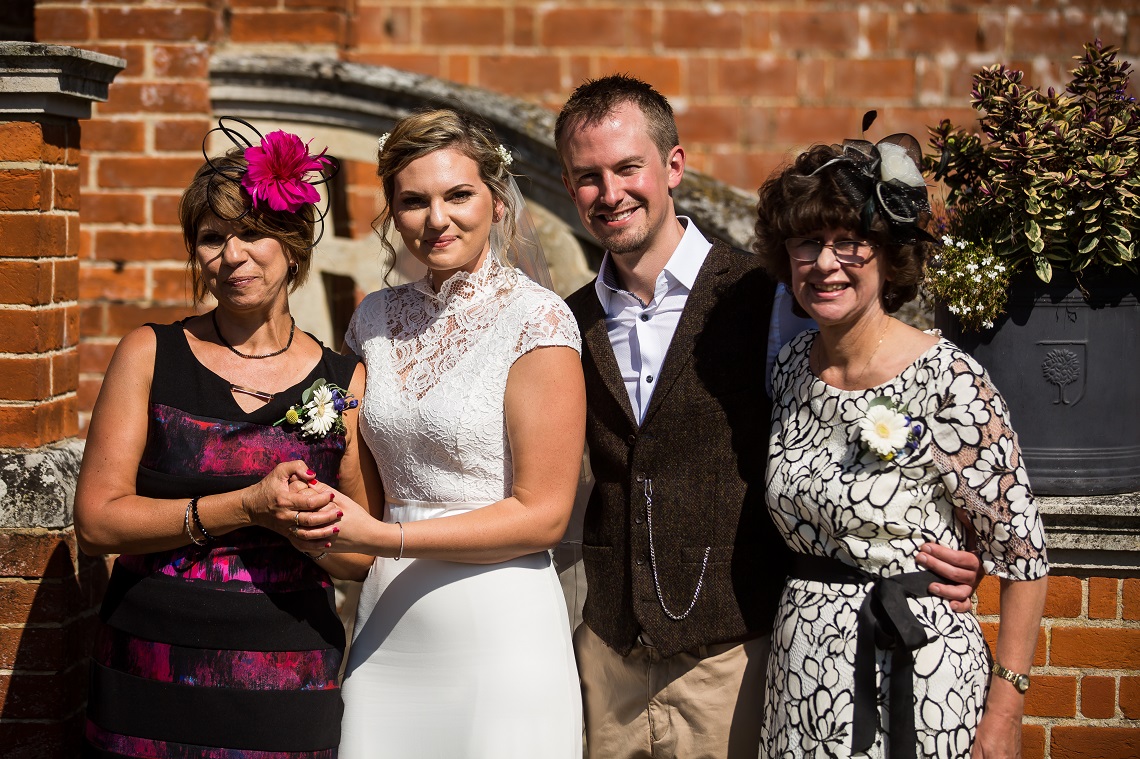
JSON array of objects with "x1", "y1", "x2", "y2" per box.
[{"x1": 761, "y1": 331, "x2": 1048, "y2": 758}]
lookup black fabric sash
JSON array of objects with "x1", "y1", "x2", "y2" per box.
[
  {"x1": 100, "y1": 564, "x2": 345, "y2": 652},
  {"x1": 87, "y1": 661, "x2": 342, "y2": 751},
  {"x1": 791, "y1": 553, "x2": 948, "y2": 759}
]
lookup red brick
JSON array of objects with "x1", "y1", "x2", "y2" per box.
[
  {"x1": 80, "y1": 304, "x2": 106, "y2": 338},
  {"x1": 0, "y1": 261, "x2": 53, "y2": 306},
  {"x1": 424, "y1": 7, "x2": 505, "y2": 47},
  {"x1": 446, "y1": 55, "x2": 474, "y2": 85},
  {"x1": 0, "y1": 214, "x2": 67, "y2": 258},
  {"x1": 708, "y1": 151, "x2": 788, "y2": 194},
  {"x1": 773, "y1": 12, "x2": 860, "y2": 54},
  {"x1": 1024, "y1": 674, "x2": 1077, "y2": 717},
  {"x1": 283, "y1": 0, "x2": 348, "y2": 10},
  {"x1": 596, "y1": 57, "x2": 683, "y2": 96},
  {"x1": 92, "y1": 230, "x2": 186, "y2": 263},
  {"x1": 350, "y1": 6, "x2": 411, "y2": 47},
  {"x1": 152, "y1": 268, "x2": 193, "y2": 303},
  {"x1": 1051, "y1": 726, "x2": 1140, "y2": 759},
  {"x1": 0, "y1": 532, "x2": 79, "y2": 580},
  {"x1": 675, "y1": 105, "x2": 742, "y2": 145},
  {"x1": 52, "y1": 350, "x2": 79, "y2": 395},
  {"x1": 0, "y1": 355, "x2": 52, "y2": 401},
  {"x1": 0, "y1": 122, "x2": 47, "y2": 163},
  {"x1": 97, "y1": 157, "x2": 202, "y2": 189},
  {"x1": 0, "y1": 396, "x2": 78, "y2": 447},
  {"x1": 476, "y1": 55, "x2": 561, "y2": 96},
  {"x1": 1043, "y1": 574, "x2": 1083, "y2": 618},
  {"x1": 99, "y1": 81, "x2": 211, "y2": 115},
  {"x1": 1009, "y1": 13, "x2": 1096, "y2": 57},
  {"x1": 772, "y1": 106, "x2": 865, "y2": 147},
  {"x1": 56, "y1": 259, "x2": 79, "y2": 302},
  {"x1": 1051, "y1": 627, "x2": 1140, "y2": 669},
  {"x1": 79, "y1": 265, "x2": 149, "y2": 302},
  {"x1": 40, "y1": 122, "x2": 79, "y2": 166},
  {"x1": 1124, "y1": 578, "x2": 1140, "y2": 620},
  {"x1": 1022, "y1": 723, "x2": 1045, "y2": 759},
  {"x1": 1082, "y1": 675, "x2": 1117, "y2": 719},
  {"x1": 35, "y1": 7, "x2": 93, "y2": 41},
  {"x1": 79, "y1": 341, "x2": 117, "y2": 375},
  {"x1": 539, "y1": 9, "x2": 626, "y2": 49},
  {"x1": 975, "y1": 574, "x2": 1000, "y2": 616},
  {"x1": 1121, "y1": 676, "x2": 1140, "y2": 719},
  {"x1": 80, "y1": 119, "x2": 146, "y2": 152},
  {"x1": 832, "y1": 60, "x2": 917, "y2": 101},
  {"x1": 152, "y1": 43, "x2": 211, "y2": 78},
  {"x1": 106, "y1": 303, "x2": 196, "y2": 337},
  {"x1": 78, "y1": 376, "x2": 103, "y2": 414},
  {"x1": 662, "y1": 9, "x2": 745, "y2": 49},
  {"x1": 1089, "y1": 577, "x2": 1119, "y2": 619},
  {"x1": 897, "y1": 12, "x2": 1004, "y2": 55},
  {"x1": 718, "y1": 57, "x2": 798, "y2": 99},
  {"x1": 512, "y1": 6, "x2": 536, "y2": 47},
  {"x1": 230, "y1": 11, "x2": 343, "y2": 45},
  {"x1": 53, "y1": 168, "x2": 80, "y2": 212},
  {"x1": 67, "y1": 215, "x2": 81, "y2": 258},
  {"x1": 155, "y1": 118, "x2": 213, "y2": 152},
  {"x1": 152, "y1": 195, "x2": 184, "y2": 227},
  {"x1": 350, "y1": 53, "x2": 442, "y2": 79},
  {"x1": 746, "y1": 10, "x2": 773, "y2": 51},
  {"x1": 84, "y1": 43, "x2": 147, "y2": 78},
  {"x1": 82, "y1": 192, "x2": 147, "y2": 225},
  {"x1": 95, "y1": 7, "x2": 216, "y2": 42},
  {"x1": 0, "y1": 306, "x2": 69, "y2": 353},
  {"x1": 0, "y1": 170, "x2": 48, "y2": 212}
]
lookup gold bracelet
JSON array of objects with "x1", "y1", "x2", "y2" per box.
[{"x1": 394, "y1": 521, "x2": 405, "y2": 561}]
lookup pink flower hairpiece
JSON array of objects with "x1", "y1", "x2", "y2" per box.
[{"x1": 242, "y1": 130, "x2": 333, "y2": 213}]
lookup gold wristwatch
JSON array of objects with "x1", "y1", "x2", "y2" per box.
[{"x1": 992, "y1": 661, "x2": 1030, "y2": 693}]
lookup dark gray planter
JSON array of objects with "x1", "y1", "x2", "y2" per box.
[{"x1": 936, "y1": 269, "x2": 1140, "y2": 496}]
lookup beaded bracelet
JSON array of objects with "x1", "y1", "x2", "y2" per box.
[
  {"x1": 190, "y1": 497, "x2": 214, "y2": 544},
  {"x1": 185, "y1": 498, "x2": 208, "y2": 546}
]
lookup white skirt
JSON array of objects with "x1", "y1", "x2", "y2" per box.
[{"x1": 340, "y1": 500, "x2": 582, "y2": 758}]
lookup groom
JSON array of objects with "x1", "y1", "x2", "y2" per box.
[{"x1": 555, "y1": 75, "x2": 982, "y2": 758}]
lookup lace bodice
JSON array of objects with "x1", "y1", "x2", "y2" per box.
[{"x1": 346, "y1": 258, "x2": 581, "y2": 505}]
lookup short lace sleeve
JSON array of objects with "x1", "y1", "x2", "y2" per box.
[
  {"x1": 928, "y1": 351, "x2": 1049, "y2": 580},
  {"x1": 345, "y1": 290, "x2": 385, "y2": 356},
  {"x1": 509, "y1": 288, "x2": 582, "y2": 360}
]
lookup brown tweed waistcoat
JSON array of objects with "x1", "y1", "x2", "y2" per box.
[{"x1": 566, "y1": 239, "x2": 792, "y2": 657}]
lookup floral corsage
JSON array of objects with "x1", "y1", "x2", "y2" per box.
[
  {"x1": 275, "y1": 379, "x2": 358, "y2": 438},
  {"x1": 857, "y1": 396, "x2": 923, "y2": 461}
]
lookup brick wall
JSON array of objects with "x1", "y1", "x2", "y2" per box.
[{"x1": 978, "y1": 575, "x2": 1140, "y2": 757}]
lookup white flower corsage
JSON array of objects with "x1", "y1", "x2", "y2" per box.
[
  {"x1": 857, "y1": 396, "x2": 923, "y2": 461},
  {"x1": 275, "y1": 378, "x2": 358, "y2": 439}
]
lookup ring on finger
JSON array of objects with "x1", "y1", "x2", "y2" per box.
[{"x1": 293, "y1": 510, "x2": 301, "y2": 526}]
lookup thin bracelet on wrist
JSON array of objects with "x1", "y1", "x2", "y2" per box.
[
  {"x1": 394, "y1": 521, "x2": 405, "y2": 561},
  {"x1": 185, "y1": 498, "x2": 208, "y2": 546}
]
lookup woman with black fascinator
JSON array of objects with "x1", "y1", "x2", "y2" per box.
[
  {"x1": 75, "y1": 120, "x2": 379, "y2": 757},
  {"x1": 752, "y1": 124, "x2": 1048, "y2": 758}
]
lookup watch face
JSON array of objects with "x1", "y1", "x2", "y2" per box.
[{"x1": 1015, "y1": 675, "x2": 1030, "y2": 692}]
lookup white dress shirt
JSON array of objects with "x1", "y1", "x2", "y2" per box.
[{"x1": 594, "y1": 217, "x2": 807, "y2": 423}]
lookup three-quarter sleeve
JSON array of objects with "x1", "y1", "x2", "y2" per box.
[{"x1": 929, "y1": 355, "x2": 1049, "y2": 581}]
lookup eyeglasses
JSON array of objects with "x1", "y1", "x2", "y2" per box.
[{"x1": 784, "y1": 237, "x2": 873, "y2": 265}]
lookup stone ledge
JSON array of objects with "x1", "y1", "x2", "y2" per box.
[
  {"x1": 0, "y1": 42, "x2": 126, "y2": 120},
  {"x1": 0, "y1": 440, "x2": 84, "y2": 530},
  {"x1": 1037, "y1": 493, "x2": 1140, "y2": 576}
]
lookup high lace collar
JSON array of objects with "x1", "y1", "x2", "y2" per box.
[{"x1": 411, "y1": 254, "x2": 514, "y2": 312}]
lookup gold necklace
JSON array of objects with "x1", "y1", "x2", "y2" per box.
[{"x1": 814, "y1": 318, "x2": 892, "y2": 388}]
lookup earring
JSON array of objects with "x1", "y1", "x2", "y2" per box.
[{"x1": 288, "y1": 261, "x2": 299, "y2": 278}]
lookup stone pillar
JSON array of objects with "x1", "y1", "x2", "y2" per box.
[{"x1": 0, "y1": 43, "x2": 124, "y2": 757}]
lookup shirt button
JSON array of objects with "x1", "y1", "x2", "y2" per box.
[
  {"x1": 645, "y1": 375, "x2": 654, "y2": 384},
  {"x1": 636, "y1": 558, "x2": 646, "y2": 566},
  {"x1": 626, "y1": 434, "x2": 637, "y2": 445},
  {"x1": 640, "y1": 313, "x2": 650, "y2": 322},
  {"x1": 634, "y1": 517, "x2": 643, "y2": 525},
  {"x1": 635, "y1": 474, "x2": 645, "y2": 482}
]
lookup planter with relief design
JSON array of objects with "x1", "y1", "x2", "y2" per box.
[{"x1": 936, "y1": 268, "x2": 1140, "y2": 496}]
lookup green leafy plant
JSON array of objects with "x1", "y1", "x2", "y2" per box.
[{"x1": 924, "y1": 40, "x2": 1138, "y2": 328}]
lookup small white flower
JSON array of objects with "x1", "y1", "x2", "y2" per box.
[
  {"x1": 948, "y1": 305, "x2": 960, "y2": 314},
  {"x1": 301, "y1": 385, "x2": 337, "y2": 436},
  {"x1": 996, "y1": 264, "x2": 1007, "y2": 272},
  {"x1": 377, "y1": 132, "x2": 391, "y2": 152},
  {"x1": 956, "y1": 240, "x2": 968, "y2": 250},
  {"x1": 973, "y1": 274, "x2": 983, "y2": 282},
  {"x1": 982, "y1": 320, "x2": 994, "y2": 329},
  {"x1": 942, "y1": 235, "x2": 954, "y2": 246},
  {"x1": 495, "y1": 144, "x2": 514, "y2": 167},
  {"x1": 962, "y1": 305, "x2": 972, "y2": 313},
  {"x1": 858, "y1": 403, "x2": 911, "y2": 458},
  {"x1": 1067, "y1": 210, "x2": 1075, "y2": 216},
  {"x1": 966, "y1": 263, "x2": 978, "y2": 272}
]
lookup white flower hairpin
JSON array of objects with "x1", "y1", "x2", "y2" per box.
[{"x1": 377, "y1": 131, "x2": 513, "y2": 168}]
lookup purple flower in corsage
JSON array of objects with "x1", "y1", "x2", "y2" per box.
[
  {"x1": 857, "y1": 396, "x2": 923, "y2": 462},
  {"x1": 275, "y1": 378, "x2": 358, "y2": 439},
  {"x1": 243, "y1": 130, "x2": 332, "y2": 213}
]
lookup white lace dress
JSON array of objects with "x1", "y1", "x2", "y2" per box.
[
  {"x1": 339, "y1": 258, "x2": 583, "y2": 758},
  {"x1": 762, "y1": 332, "x2": 1048, "y2": 758}
]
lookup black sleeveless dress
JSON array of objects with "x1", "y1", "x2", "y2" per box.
[{"x1": 84, "y1": 321, "x2": 358, "y2": 758}]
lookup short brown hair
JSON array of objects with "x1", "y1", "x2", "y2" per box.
[
  {"x1": 554, "y1": 74, "x2": 679, "y2": 166},
  {"x1": 752, "y1": 144, "x2": 935, "y2": 313},
  {"x1": 178, "y1": 148, "x2": 316, "y2": 304},
  {"x1": 374, "y1": 108, "x2": 519, "y2": 273}
]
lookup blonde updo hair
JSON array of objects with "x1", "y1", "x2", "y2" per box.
[
  {"x1": 374, "y1": 109, "x2": 519, "y2": 272},
  {"x1": 179, "y1": 148, "x2": 316, "y2": 304}
]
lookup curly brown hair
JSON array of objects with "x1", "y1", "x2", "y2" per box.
[
  {"x1": 179, "y1": 148, "x2": 316, "y2": 304},
  {"x1": 752, "y1": 144, "x2": 935, "y2": 313}
]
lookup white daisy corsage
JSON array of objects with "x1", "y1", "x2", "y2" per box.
[
  {"x1": 275, "y1": 378, "x2": 358, "y2": 439},
  {"x1": 858, "y1": 396, "x2": 923, "y2": 461}
]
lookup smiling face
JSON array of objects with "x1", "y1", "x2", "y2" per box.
[
  {"x1": 560, "y1": 102, "x2": 684, "y2": 264},
  {"x1": 194, "y1": 214, "x2": 291, "y2": 311},
  {"x1": 390, "y1": 147, "x2": 501, "y2": 289},
  {"x1": 790, "y1": 228, "x2": 889, "y2": 329}
]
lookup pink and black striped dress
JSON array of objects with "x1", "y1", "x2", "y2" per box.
[{"x1": 84, "y1": 321, "x2": 358, "y2": 759}]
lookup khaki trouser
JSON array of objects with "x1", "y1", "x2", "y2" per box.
[{"x1": 574, "y1": 623, "x2": 770, "y2": 759}]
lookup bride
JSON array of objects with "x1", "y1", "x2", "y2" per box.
[{"x1": 296, "y1": 108, "x2": 585, "y2": 757}]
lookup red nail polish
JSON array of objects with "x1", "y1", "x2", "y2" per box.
[
  {"x1": 305, "y1": 469, "x2": 315, "y2": 477},
  {"x1": 310, "y1": 479, "x2": 318, "y2": 485},
  {"x1": 325, "y1": 542, "x2": 332, "y2": 548},
  {"x1": 337, "y1": 511, "x2": 343, "y2": 518},
  {"x1": 329, "y1": 494, "x2": 336, "y2": 502},
  {"x1": 333, "y1": 527, "x2": 340, "y2": 534}
]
